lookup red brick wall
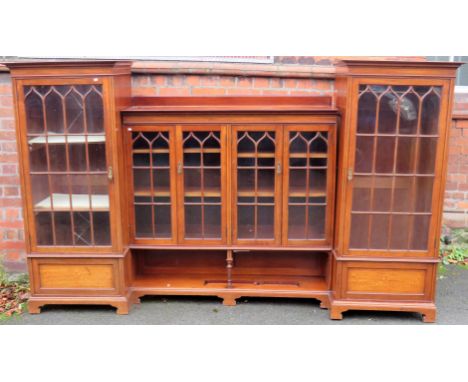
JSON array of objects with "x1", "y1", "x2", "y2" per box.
[
  {"x1": 444, "y1": 93, "x2": 468, "y2": 227},
  {"x1": 131, "y1": 74, "x2": 333, "y2": 97},
  {"x1": 0, "y1": 73, "x2": 25, "y2": 272},
  {"x1": 0, "y1": 67, "x2": 466, "y2": 273}
]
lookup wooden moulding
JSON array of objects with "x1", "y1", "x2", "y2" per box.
[
  {"x1": 336, "y1": 59, "x2": 462, "y2": 79},
  {"x1": 1, "y1": 61, "x2": 337, "y2": 79},
  {"x1": 124, "y1": 96, "x2": 337, "y2": 113},
  {"x1": 5, "y1": 60, "x2": 132, "y2": 78}
]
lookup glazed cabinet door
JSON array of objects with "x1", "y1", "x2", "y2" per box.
[
  {"x1": 127, "y1": 126, "x2": 178, "y2": 244},
  {"x1": 282, "y1": 125, "x2": 336, "y2": 247},
  {"x1": 232, "y1": 125, "x2": 283, "y2": 245},
  {"x1": 17, "y1": 79, "x2": 117, "y2": 252},
  {"x1": 176, "y1": 125, "x2": 227, "y2": 244},
  {"x1": 344, "y1": 81, "x2": 450, "y2": 256}
]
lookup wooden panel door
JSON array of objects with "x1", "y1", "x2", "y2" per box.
[
  {"x1": 343, "y1": 80, "x2": 450, "y2": 257},
  {"x1": 126, "y1": 126, "x2": 178, "y2": 244},
  {"x1": 16, "y1": 78, "x2": 117, "y2": 253},
  {"x1": 176, "y1": 125, "x2": 227, "y2": 244},
  {"x1": 232, "y1": 125, "x2": 283, "y2": 245},
  {"x1": 282, "y1": 124, "x2": 336, "y2": 247}
]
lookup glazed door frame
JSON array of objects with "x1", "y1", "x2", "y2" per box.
[
  {"x1": 231, "y1": 124, "x2": 283, "y2": 246},
  {"x1": 282, "y1": 123, "x2": 336, "y2": 247},
  {"x1": 175, "y1": 124, "x2": 228, "y2": 245},
  {"x1": 14, "y1": 77, "x2": 119, "y2": 253},
  {"x1": 341, "y1": 77, "x2": 452, "y2": 258},
  {"x1": 124, "y1": 124, "x2": 178, "y2": 245}
]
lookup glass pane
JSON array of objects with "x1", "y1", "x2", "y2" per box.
[
  {"x1": 69, "y1": 143, "x2": 88, "y2": 172},
  {"x1": 135, "y1": 204, "x2": 153, "y2": 238},
  {"x1": 238, "y1": 205, "x2": 255, "y2": 239},
  {"x1": 355, "y1": 136, "x2": 374, "y2": 173},
  {"x1": 310, "y1": 169, "x2": 327, "y2": 195},
  {"x1": 93, "y1": 212, "x2": 110, "y2": 245},
  {"x1": 29, "y1": 144, "x2": 48, "y2": 172},
  {"x1": 287, "y1": 131, "x2": 329, "y2": 242},
  {"x1": 352, "y1": 176, "x2": 371, "y2": 211},
  {"x1": 205, "y1": 205, "x2": 221, "y2": 238},
  {"x1": 24, "y1": 88, "x2": 45, "y2": 134},
  {"x1": 393, "y1": 177, "x2": 413, "y2": 212},
  {"x1": 372, "y1": 176, "x2": 392, "y2": 212},
  {"x1": 132, "y1": 131, "x2": 173, "y2": 240},
  {"x1": 349, "y1": 214, "x2": 370, "y2": 249},
  {"x1": 410, "y1": 215, "x2": 430, "y2": 250},
  {"x1": 417, "y1": 138, "x2": 437, "y2": 174},
  {"x1": 307, "y1": 205, "x2": 325, "y2": 239},
  {"x1": 154, "y1": 204, "x2": 172, "y2": 238},
  {"x1": 35, "y1": 212, "x2": 53, "y2": 245},
  {"x1": 375, "y1": 137, "x2": 395, "y2": 173},
  {"x1": 290, "y1": 169, "x2": 306, "y2": 194},
  {"x1": 45, "y1": 89, "x2": 64, "y2": 134},
  {"x1": 257, "y1": 205, "x2": 274, "y2": 239},
  {"x1": 421, "y1": 90, "x2": 440, "y2": 135},
  {"x1": 236, "y1": 130, "x2": 277, "y2": 241},
  {"x1": 88, "y1": 142, "x2": 107, "y2": 171},
  {"x1": 396, "y1": 137, "x2": 416, "y2": 174},
  {"x1": 24, "y1": 84, "x2": 109, "y2": 247},
  {"x1": 369, "y1": 214, "x2": 390, "y2": 249},
  {"x1": 399, "y1": 92, "x2": 419, "y2": 135},
  {"x1": 413, "y1": 177, "x2": 434, "y2": 213},
  {"x1": 258, "y1": 169, "x2": 275, "y2": 194},
  {"x1": 153, "y1": 169, "x2": 170, "y2": 194},
  {"x1": 73, "y1": 212, "x2": 92, "y2": 245},
  {"x1": 65, "y1": 89, "x2": 84, "y2": 134},
  {"x1": 85, "y1": 88, "x2": 104, "y2": 134},
  {"x1": 182, "y1": 130, "x2": 222, "y2": 240},
  {"x1": 351, "y1": 85, "x2": 441, "y2": 251},
  {"x1": 378, "y1": 90, "x2": 398, "y2": 134},
  {"x1": 288, "y1": 205, "x2": 306, "y2": 240},
  {"x1": 357, "y1": 90, "x2": 377, "y2": 134},
  {"x1": 389, "y1": 214, "x2": 411, "y2": 250},
  {"x1": 185, "y1": 204, "x2": 202, "y2": 238}
]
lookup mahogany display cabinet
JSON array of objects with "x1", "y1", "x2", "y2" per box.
[{"x1": 6, "y1": 59, "x2": 460, "y2": 322}]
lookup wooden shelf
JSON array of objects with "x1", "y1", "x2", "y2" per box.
[
  {"x1": 288, "y1": 187, "x2": 327, "y2": 197},
  {"x1": 133, "y1": 149, "x2": 169, "y2": 154},
  {"x1": 238, "y1": 189, "x2": 275, "y2": 197},
  {"x1": 134, "y1": 190, "x2": 171, "y2": 197},
  {"x1": 28, "y1": 135, "x2": 106, "y2": 145},
  {"x1": 183, "y1": 148, "x2": 220, "y2": 153},
  {"x1": 289, "y1": 152, "x2": 327, "y2": 158},
  {"x1": 131, "y1": 274, "x2": 327, "y2": 294},
  {"x1": 129, "y1": 244, "x2": 332, "y2": 251},
  {"x1": 237, "y1": 153, "x2": 276, "y2": 158},
  {"x1": 184, "y1": 188, "x2": 221, "y2": 197},
  {"x1": 34, "y1": 193, "x2": 109, "y2": 211}
]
